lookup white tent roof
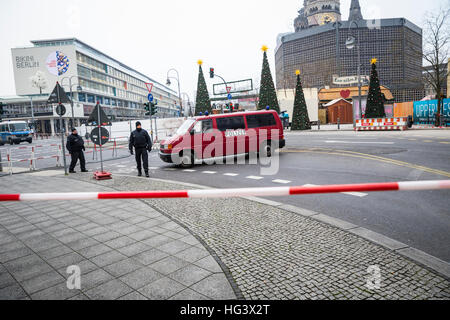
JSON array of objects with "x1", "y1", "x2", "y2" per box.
[{"x1": 323, "y1": 98, "x2": 351, "y2": 107}]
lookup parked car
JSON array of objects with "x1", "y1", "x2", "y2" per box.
[
  {"x1": 159, "y1": 110, "x2": 285, "y2": 167},
  {"x1": 0, "y1": 121, "x2": 33, "y2": 145}
]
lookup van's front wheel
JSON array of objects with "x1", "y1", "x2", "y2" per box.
[{"x1": 179, "y1": 150, "x2": 194, "y2": 168}]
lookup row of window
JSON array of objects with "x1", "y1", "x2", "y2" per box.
[{"x1": 195, "y1": 114, "x2": 277, "y2": 133}]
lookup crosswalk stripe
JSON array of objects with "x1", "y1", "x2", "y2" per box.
[
  {"x1": 203, "y1": 171, "x2": 217, "y2": 174},
  {"x1": 246, "y1": 176, "x2": 264, "y2": 180},
  {"x1": 224, "y1": 173, "x2": 239, "y2": 177},
  {"x1": 272, "y1": 179, "x2": 292, "y2": 184},
  {"x1": 183, "y1": 169, "x2": 196, "y2": 172}
]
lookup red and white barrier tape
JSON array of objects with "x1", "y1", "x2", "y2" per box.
[{"x1": 0, "y1": 180, "x2": 449, "y2": 202}]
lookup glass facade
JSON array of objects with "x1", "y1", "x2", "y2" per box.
[{"x1": 275, "y1": 20, "x2": 425, "y2": 103}]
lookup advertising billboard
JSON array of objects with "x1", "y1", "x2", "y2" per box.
[
  {"x1": 12, "y1": 45, "x2": 77, "y2": 96},
  {"x1": 413, "y1": 99, "x2": 450, "y2": 124}
]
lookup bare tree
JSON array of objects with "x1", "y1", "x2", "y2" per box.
[
  {"x1": 30, "y1": 71, "x2": 48, "y2": 95},
  {"x1": 422, "y1": 7, "x2": 450, "y2": 125}
]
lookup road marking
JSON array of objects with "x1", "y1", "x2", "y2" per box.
[
  {"x1": 439, "y1": 142, "x2": 450, "y2": 145},
  {"x1": 281, "y1": 148, "x2": 450, "y2": 178},
  {"x1": 116, "y1": 165, "x2": 127, "y2": 168},
  {"x1": 203, "y1": 171, "x2": 217, "y2": 174},
  {"x1": 408, "y1": 139, "x2": 417, "y2": 141},
  {"x1": 304, "y1": 184, "x2": 368, "y2": 197},
  {"x1": 246, "y1": 176, "x2": 264, "y2": 180},
  {"x1": 325, "y1": 141, "x2": 395, "y2": 145},
  {"x1": 183, "y1": 169, "x2": 196, "y2": 172},
  {"x1": 164, "y1": 168, "x2": 177, "y2": 171},
  {"x1": 423, "y1": 140, "x2": 433, "y2": 143},
  {"x1": 148, "y1": 167, "x2": 159, "y2": 170},
  {"x1": 273, "y1": 179, "x2": 292, "y2": 184},
  {"x1": 224, "y1": 173, "x2": 239, "y2": 177}
]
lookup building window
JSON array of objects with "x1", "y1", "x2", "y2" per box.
[
  {"x1": 105, "y1": 97, "x2": 111, "y2": 105},
  {"x1": 87, "y1": 94, "x2": 95, "y2": 103},
  {"x1": 78, "y1": 93, "x2": 86, "y2": 102},
  {"x1": 112, "y1": 99, "x2": 117, "y2": 106},
  {"x1": 96, "y1": 96, "x2": 104, "y2": 104}
]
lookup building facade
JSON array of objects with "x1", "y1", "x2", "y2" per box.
[
  {"x1": 1, "y1": 38, "x2": 180, "y2": 135},
  {"x1": 276, "y1": 0, "x2": 424, "y2": 103}
]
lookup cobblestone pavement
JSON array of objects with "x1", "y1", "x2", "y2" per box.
[
  {"x1": 0, "y1": 173, "x2": 236, "y2": 300},
  {"x1": 68, "y1": 174, "x2": 450, "y2": 300}
]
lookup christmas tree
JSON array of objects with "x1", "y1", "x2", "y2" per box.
[
  {"x1": 258, "y1": 46, "x2": 280, "y2": 113},
  {"x1": 291, "y1": 70, "x2": 311, "y2": 130},
  {"x1": 365, "y1": 58, "x2": 386, "y2": 119},
  {"x1": 195, "y1": 60, "x2": 212, "y2": 115}
]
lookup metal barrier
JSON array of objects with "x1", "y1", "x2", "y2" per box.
[
  {"x1": 0, "y1": 180, "x2": 449, "y2": 201},
  {"x1": 356, "y1": 118, "x2": 409, "y2": 131}
]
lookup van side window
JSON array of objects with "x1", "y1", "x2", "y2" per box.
[
  {"x1": 0, "y1": 124, "x2": 6, "y2": 132},
  {"x1": 246, "y1": 114, "x2": 276, "y2": 128},
  {"x1": 194, "y1": 120, "x2": 214, "y2": 134},
  {"x1": 216, "y1": 116, "x2": 245, "y2": 132}
]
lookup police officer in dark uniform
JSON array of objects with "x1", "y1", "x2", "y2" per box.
[
  {"x1": 67, "y1": 128, "x2": 88, "y2": 174},
  {"x1": 129, "y1": 122, "x2": 152, "y2": 177}
]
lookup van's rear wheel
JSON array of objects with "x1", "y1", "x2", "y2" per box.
[
  {"x1": 260, "y1": 141, "x2": 272, "y2": 158},
  {"x1": 8, "y1": 139, "x2": 13, "y2": 145},
  {"x1": 179, "y1": 150, "x2": 194, "y2": 168}
]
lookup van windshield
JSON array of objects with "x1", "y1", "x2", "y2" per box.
[
  {"x1": 176, "y1": 119, "x2": 195, "y2": 135},
  {"x1": 9, "y1": 123, "x2": 29, "y2": 132}
]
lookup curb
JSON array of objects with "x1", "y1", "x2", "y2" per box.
[{"x1": 145, "y1": 176, "x2": 450, "y2": 281}]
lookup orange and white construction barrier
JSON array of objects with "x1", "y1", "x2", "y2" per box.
[
  {"x1": 356, "y1": 117, "x2": 408, "y2": 131},
  {"x1": 0, "y1": 180, "x2": 449, "y2": 202}
]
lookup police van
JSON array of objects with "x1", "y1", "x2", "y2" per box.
[
  {"x1": 159, "y1": 110, "x2": 286, "y2": 167},
  {"x1": 0, "y1": 121, "x2": 33, "y2": 146}
]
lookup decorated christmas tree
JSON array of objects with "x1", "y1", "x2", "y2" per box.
[
  {"x1": 195, "y1": 60, "x2": 212, "y2": 115},
  {"x1": 291, "y1": 70, "x2": 311, "y2": 130},
  {"x1": 258, "y1": 46, "x2": 280, "y2": 113},
  {"x1": 365, "y1": 58, "x2": 386, "y2": 119}
]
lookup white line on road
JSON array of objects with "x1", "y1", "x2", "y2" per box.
[
  {"x1": 325, "y1": 141, "x2": 395, "y2": 145},
  {"x1": 224, "y1": 173, "x2": 239, "y2": 177},
  {"x1": 203, "y1": 171, "x2": 217, "y2": 174},
  {"x1": 183, "y1": 169, "x2": 196, "y2": 172},
  {"x1": 164, "y1": 168, "x2": 177, "y2": 171},
  {"x1": 272, "y1": 179, "x2": 292, "y2": 184},
  {"x1": 304, "y1": 184, "x2": 368, "y2": 198},
  {"x1": 247, "y1": 176, "x2": 264, "y2": 180}
]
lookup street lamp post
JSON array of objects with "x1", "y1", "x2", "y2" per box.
[
  {"x1": 346, "y1": 20, "x2": 363, "y2": 128},
  {"x1": 61, "y1": 76, "x2": 82, "y2": 129},
  {"x1": 181, "y1": 92, "x2": 193, "y2": 117},
  {"x1": 166, "y1": 69, "x2": 183, "y2": 117}
]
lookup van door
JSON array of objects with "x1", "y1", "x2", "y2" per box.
[
  {"x1": 216, "y1": 116, "x2": 246, "y2": 156},
  {"x1": 192, "y1": 119, "x2": 216, "y2": 160}
]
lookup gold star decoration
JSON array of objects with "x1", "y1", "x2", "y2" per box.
[
  {"x1": 296, "y1": 70, "x2": 301, "y2": 75},
  {"x1": 261, "y1": 45, "x2": 268, "y2": 52},
  {"x1": 371, "y1": 58, "x2": 378, "y2": 65},
  {"x1": 197, "y1": 60, "x2": 203, "y2": 66}
]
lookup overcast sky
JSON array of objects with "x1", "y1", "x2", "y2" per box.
[{"x1": 0, "y1": 0, "x2": 447, "y2": 98}]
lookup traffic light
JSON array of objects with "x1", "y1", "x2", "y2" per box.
[
  {"x1": 144, "y1": 103, "x2": 150, "y2": 116},
  {"x1": 230, "y1": 102, "x2": 234, "y2": 112},
  {"x1": 210, "y1": 68, "x2": 215, "y2": 79},
  {"x1": 151, "y1": 102, "x2": 158, "y2": 116}
]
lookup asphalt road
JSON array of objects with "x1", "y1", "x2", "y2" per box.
[{"x1": 91, "y1": 129, "x2": 450, "y2": 262}]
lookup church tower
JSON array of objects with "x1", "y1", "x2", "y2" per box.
[
  {"x1": 304, "y1": 0, "x2": 341, "y2": 27},
  {"x1": 349, "y1": 0, "x2": 363, "y2": 21}
]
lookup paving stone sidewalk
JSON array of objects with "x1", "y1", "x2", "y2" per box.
[
  {"x1": 0, "y1": 173, "x2": 236, "y2": 300},
  {"x1": 70, "y1": 173, "x2": 450, "y2": 300}
]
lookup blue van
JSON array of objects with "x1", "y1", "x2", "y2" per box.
[{"x1": 0, "y1": 121, "x2": 33, "y2": 146}]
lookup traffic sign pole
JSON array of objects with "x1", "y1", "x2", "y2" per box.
[
  {"x1": 98, "y1": 103, "x2": 104, "y2": 173},
  {"x1": 56, "y1": 82, "x2": 68, "y2": 176}
]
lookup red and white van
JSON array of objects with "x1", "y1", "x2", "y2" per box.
[{"x1": 159, "y1": 110, "x2": 286, "y2": 167}]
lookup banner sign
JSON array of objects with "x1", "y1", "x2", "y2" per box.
[
  {"x1": 332, "y1": 75, "x2": 369, "y2": 85},
  {"x1": 413, "y1": 99, "x2": 450, "y2": 123}
]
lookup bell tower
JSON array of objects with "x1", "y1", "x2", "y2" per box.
[{"x1": 304, "y1": 0, "x2": 341, "y2": 27}]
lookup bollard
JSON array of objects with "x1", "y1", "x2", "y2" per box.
[
  {"x1": 318, "y1": 120, "x2": 321, "y2": 131},
  {"x1": 0, "y1": 149, "x2": 2, "y2": 172},
  {"x1": 30, "y1": 147, "x2": 35, "y2": 171},
  {"x1": 337, "y1": 118, "x2": 340, "y2": 130},
  {"x1": 7, "y1": 150, "x2": 12, "y2": 176}
]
